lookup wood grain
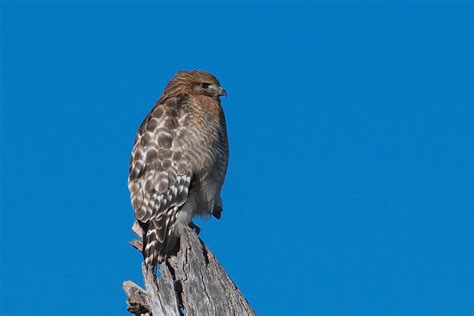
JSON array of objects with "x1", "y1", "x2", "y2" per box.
[{"x1": 124, "y1": 223, "x2": 255, "y2": 316}]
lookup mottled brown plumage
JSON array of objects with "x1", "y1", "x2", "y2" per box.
[{"x1": 128, "y1": 70, "x2": 229, "y2": 265}]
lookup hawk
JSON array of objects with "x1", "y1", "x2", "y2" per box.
[{"x1": 128, "y1": 70, "x2": 229, "y2": 265}]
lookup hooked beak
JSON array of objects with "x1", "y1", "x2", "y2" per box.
[{"x1": 218, "y1": 86, "x2": 227, "y2": 97}]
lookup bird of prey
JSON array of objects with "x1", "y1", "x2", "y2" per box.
[{"x1": 128, "y1": 70, "x2": 229, "y2": 265}]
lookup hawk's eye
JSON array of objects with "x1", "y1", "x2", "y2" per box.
[{"x1": 200, "y1": 83, "x2": 210, "y2": 89}]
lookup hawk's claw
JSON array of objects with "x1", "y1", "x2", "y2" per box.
[
  {"x1": 189, "y1": 222, "x2": 201, "y2": 235},
  {"x1": 212, "y1": 205, "x2": 223, "y2": 219}
]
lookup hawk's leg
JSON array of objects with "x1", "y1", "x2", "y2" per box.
[
  {"x1": 212, "y1": 204, "x2": 223, "y2": 220},
  {"x1": 189, "y1": 221, "x2": 201, "y2": 235}
]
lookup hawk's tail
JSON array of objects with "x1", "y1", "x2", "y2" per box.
[
  {"x1": 142, "y1": 221, "x2": 161, "y2": 266},
  {"x1": 142, "y1": 209, "x2": 179, "y2": 266}
]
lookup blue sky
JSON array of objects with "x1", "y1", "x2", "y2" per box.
[{"x1": 0, "y1": 1, "x2": 472, "y2": 315}]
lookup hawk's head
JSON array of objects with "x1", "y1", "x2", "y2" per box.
[{"x1": 165, "y1": 70, "x2": 227, "y2": 100}]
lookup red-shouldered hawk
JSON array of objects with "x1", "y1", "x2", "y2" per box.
[{"x1": 128, "y1": 70, "x2": 229, "y2": 265}]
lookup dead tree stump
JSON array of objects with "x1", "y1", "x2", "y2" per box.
[{"x1": 123, "y1": 222, "x2": 256, "y2": 316}]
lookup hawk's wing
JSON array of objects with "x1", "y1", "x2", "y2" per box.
[{"x1": 128, "y1": 94, "x2": 193, "y2": 264}]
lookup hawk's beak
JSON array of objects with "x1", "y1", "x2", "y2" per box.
[{"x1": 218, "y1": 87, "x2": 227, "y2": 97}]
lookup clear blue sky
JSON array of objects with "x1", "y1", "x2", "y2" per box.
[{"x1": 0, "y1": 1, "x2": 471, "y2": 315}]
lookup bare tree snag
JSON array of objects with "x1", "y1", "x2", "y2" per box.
[{"x1": 123, "y1": 222, "x2": 256, "y2": 316}]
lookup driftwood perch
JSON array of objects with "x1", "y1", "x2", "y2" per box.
[{"x1": 123, "y1": 222, "x2": 255, "y2": 315}]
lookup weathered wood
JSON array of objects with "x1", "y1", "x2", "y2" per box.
[
  {"x1": 123, "y1": 281, "x2": 151, "y2": 316},
  {"x1": 124, "y1": 223, "x2": 255, "y2": 316},
  {"x1": 130, "y1": 239, "x2": 143, "y2": 252}
]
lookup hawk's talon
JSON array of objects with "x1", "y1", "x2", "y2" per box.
[
  {"x1": 189, "y1": 222, "x2": 201, "y2": 235},
  {"x1": 212, "y1": 205, "x2": 223, "y2": 219}
]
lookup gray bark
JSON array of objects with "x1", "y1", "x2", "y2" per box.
[{"x1": 123, "y1": 222, "x2": 255, "y2": 316}]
